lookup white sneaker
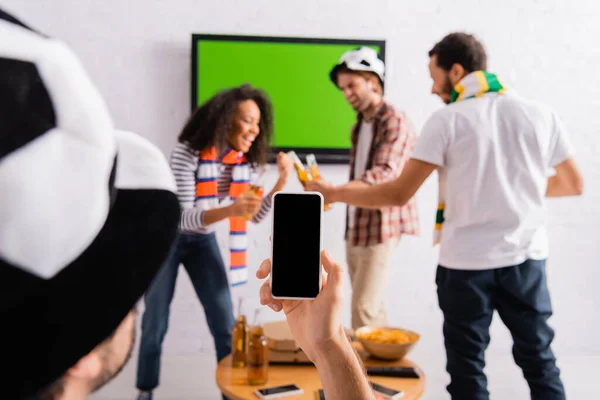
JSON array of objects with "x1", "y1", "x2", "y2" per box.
[{"x1": 136, "y1": 391, "x2": 152, "y2": 400}]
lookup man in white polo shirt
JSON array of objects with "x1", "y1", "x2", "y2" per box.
[{"x1": 307, "y1": 32, "x2": 583, "y2": 400}]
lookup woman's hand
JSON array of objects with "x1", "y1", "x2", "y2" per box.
[{"x1": 230, "y1": 193, "x2": 262, "y2": 218}]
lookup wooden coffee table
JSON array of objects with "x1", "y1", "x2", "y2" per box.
[{"x1": 216, "y1": 343, "x2": 425, "y2": 399}]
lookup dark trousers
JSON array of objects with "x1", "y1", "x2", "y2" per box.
[
  {"x1": 136, "y1": 232, "x2": 235, "y2": 391},
  {"x1": 436, "y1": 259, "x2": 565, "y2": 400}
]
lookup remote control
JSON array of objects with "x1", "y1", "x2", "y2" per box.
[{"x1": 366, "y1": 366, "x2": 420, "y2": 379}]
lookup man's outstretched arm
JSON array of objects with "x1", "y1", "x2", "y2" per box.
[{"x1": 307, "y1": 159, "x2": 437, "y2": 209}]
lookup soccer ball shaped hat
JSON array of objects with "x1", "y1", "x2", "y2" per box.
[
  {"x1": 0, "y1": 9, "x2": 179, "y2": 398},
  {"x1": 329, "y1": 46, "x2": 385, "y2": 89}
]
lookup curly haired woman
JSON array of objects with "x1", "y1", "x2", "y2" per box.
[{"x1": 136, "y1": 84, "x2": 292, "y2": 399}]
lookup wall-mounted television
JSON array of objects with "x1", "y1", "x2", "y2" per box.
[{"x1": 191, "y1": 34, "x2": 386, "y2": 164}]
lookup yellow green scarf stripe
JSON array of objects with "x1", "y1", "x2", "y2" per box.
[
  {"x1": 450, "y1": 71, "x2": 505, "y2": 103},
  {"x1": 435, "y1": 203, "x2": 445, "y2": 229}
]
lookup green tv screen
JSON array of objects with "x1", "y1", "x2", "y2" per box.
[{"x1": 191, "y1": 35, "x2": 385, "y2": 163}]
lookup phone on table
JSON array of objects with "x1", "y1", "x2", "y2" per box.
[
  {"x1": 317, "y1": 385, "x2": 403, "y2": 400},
  {"x1": 255, "y1": 383, "x2": 304, "y2": 399},
  {"x1": 366, "y1": 366, "x2": 420, "y2": 379},
  {"x1": 271, "y1": 192, "x2": 323, "y2": 300},
  {"x1": 370, "y1": 381, "x2": 405, "y2": 399}
]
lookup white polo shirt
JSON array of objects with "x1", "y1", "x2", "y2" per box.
[{"x1": 412, "y1": 92, "x2": 574, "y2": 270}]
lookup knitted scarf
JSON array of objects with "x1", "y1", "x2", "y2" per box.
[
  {"x1": 433, "y1": 71, "x2": 506, "y2": 245},
  {"x1": 197, "y1": 147, "x2": 250, "y2": 285}
]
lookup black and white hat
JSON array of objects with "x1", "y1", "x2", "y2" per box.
[
  {"x1": 0, "y1": 9, "x2": 180, "y2": 398},
  {"x1": 329, "y1": 46, "x2": 385, "y2": 89}
]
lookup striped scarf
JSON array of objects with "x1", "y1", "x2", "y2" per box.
[
  {"x1": 433, "y1": 71, "x2": 506, "y2": 245},
  {"x1": 197, "y1": 147, "x2": 250, "y2": 286}
]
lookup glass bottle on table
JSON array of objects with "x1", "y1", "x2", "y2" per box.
[
  {"x1": 231, "y1": 297, "x2": 249, "y2": 368},
  {"x1": 247, "y1": 309, "x2": 269, "y2": 385}
]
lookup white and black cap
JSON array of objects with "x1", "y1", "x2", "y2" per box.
[
  {"x1": 0, "y1": 8, "x2": 180, "y2": 398},
  {"x1": 329, "y1": 46, "x2": 385, "y2": 89}
]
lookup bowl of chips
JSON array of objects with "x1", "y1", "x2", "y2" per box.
[{"x1": 355, "y1": 326, "x2": 420, "y2": 360}]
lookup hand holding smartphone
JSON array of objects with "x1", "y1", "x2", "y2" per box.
[{"x1": 270, "y1": 192, "x2": 323, "y2": 300}]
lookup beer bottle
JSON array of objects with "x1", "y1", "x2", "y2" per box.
[
  {"x1": 231, "y1": 298, "x2": 249, "y2": 368},
  {"x1": 305, "y1": 154, "x2": 321, "y2": 180},
  {"x1": 247, "y1": 309, "x2": 269, "y2": 385},
  {"x1": 306, "y1": 154, "x2": 331, "y2": 211},
  {"x1": 287, "y1": 151, "x2": 312, "y2": 186},
  {"x1": 243, "y1": 166, "x2": 266, "y2": 220}
]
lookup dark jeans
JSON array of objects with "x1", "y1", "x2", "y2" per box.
[
  {"x1": 136, "y1": 232, "x2": 235, "y2": 391},
  {"x1": 436, "y1": 259, "x2": 565, "y2": 400}
]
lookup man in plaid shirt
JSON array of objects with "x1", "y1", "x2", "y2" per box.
[{"x1": 321, "y1": 47, "x2": 419, "y2": 329}]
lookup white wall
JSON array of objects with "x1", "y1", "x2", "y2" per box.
[{"x1": 6, "y1": 0, "x2": 600, "y2": 391}]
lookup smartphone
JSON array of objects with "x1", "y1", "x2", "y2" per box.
[
  {"x1": 271, "y1": 192, "x2": 323, "y2": 300},
  {"x1": 370, "y1": 381, "x2": 404, "y2": 399},
  {"x1": 255, "y1": 383, "x2": 304, "y2": 399}
]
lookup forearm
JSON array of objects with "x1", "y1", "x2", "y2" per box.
[
  {"x1": 313, "y1": 336, "x2": 375, "y2": 400},
  {"x1": 251, "y1": 196, "x2": 273, "y2": 223},
  {"x1": 546, "y1": 158, "x2": 584, "y2": 197},
  {"x1": 333, "y1": 179, "x2": 405, "y2": 209},
  {"x1": 202, "y1": 205, "x2": 234, "y2": 225},
  {"x1": 267, "y1": 177, "x2": 288, "y2": 200},
  {"x1": 332, "y1": 159, "x2": 435, "y2": 208},
  {"x1": 546, "y1": 175, "x2": 584, "y2": 197}
]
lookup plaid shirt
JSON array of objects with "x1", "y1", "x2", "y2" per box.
[{"x1": 346, "y1": 101, "x2": 420, "y2": 246}]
